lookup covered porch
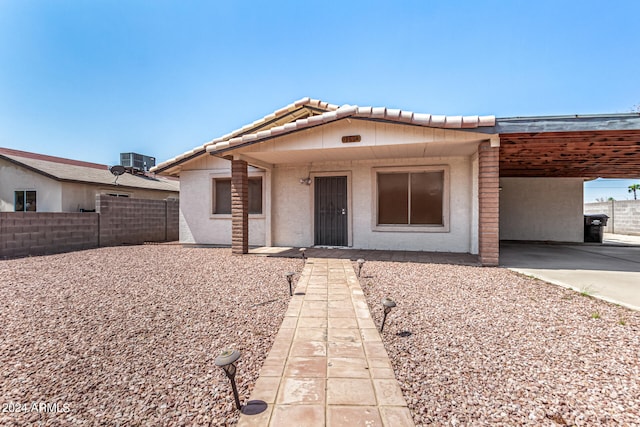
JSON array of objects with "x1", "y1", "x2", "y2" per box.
[{"x1": 207, "y1": 105, "x2": 500, "y2": 265}]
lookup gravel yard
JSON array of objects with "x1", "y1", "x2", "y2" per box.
[
  {"x1": 0, "y1": 246, "x2": 300, "y2": 426},
  {"x1": 3, "y1": 246, "x2": 639, "y2": 427},
  {"x1": 358, "y1": 261, "x2": 640, "y2": 426}
]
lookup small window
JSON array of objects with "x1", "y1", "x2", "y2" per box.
[
  {"x1": 15, "y1": 190, "x2": 36, "y2": 211},
  {"x1": 213, "y1": 177, "x2": 263, "y2": 215},
  {"x1": 377, "y1": 171, "x2": 444, "y2": 226},
  {"x1": 213, "y1": 179, "x2": 232, "y2": 214}
]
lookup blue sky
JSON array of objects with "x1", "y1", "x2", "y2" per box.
[{"x1": 1, "y1": 1, "x2": 639, "y2": 201}]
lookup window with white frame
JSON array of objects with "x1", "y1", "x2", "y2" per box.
[
  {"x1": 212, "y1": 177, "x2": 263, "y2": 215},
  {"x1": 15, "y1": 190, "x2": 36, "y2": 211},
  {"x1": 376, "y1": 169, "x2": 446, "y2": 226}
]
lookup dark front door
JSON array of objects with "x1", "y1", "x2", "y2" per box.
[{"x1": 314, "y1": 176, "x2": 348, "y2": 246}]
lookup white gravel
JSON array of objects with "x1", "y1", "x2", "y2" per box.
[
  {"x1": 0, "y1": 246, "x2": 300, "y2": 426},
  {"x1": 357, "y1": 261, "x2": 640, "y2": 426}
]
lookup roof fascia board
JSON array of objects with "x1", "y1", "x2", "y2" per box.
[
  {"x1": 495, "y1": 114, "x2": 640, "y2": 134},
  {"x1": 153, "y1": 149, "x2": 206, "y2": 174},
  {"x1": 0, "y1": 155, "x2": 62, "y2": 181},
  {"x1": 234, "y1": 106, "x2": 312, "y2": 137},
  {"x1": 208, "y1": 118, "x2": 341, "y2": 155},
  {"x1": 1, "y1": 154, "x2": 177, "y2": 191},
  {"x1": 208, "y1": 117, "x2": 493, "y2": 156},
  {"x1": 153, "y1": 106, "x2": 324, "y2": 175}
]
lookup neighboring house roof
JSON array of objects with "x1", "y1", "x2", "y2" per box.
[
  {"x1": 0, "y1": 147, "x2": 179, "y2": 192},
  {"x1": 151, "y1": 97, "x2": 496, "y2": 174}
]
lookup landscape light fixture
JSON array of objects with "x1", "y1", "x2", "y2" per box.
[
  {"x1": 380, "y1": 297, "x2": 396, "y2": 332},
  {"x1": 357, "y1": 259, "x2": 365, "y2": 277},
  {"x1": 300, "y1": 248, "x2": 307, "y2": 264},
  {"x1": 215, "y1": 349, "x2": 242, "y2": 410},
  {"x1": 285, "y1": 272, "x2": 295, "y2": 296}
]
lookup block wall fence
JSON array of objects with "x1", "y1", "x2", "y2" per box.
[
  {"x1": 584, "y1": 200, "x2": 640, "y2": 236},
  {"x1": 0, "y1": 194, "x2": 179, "y2": 259}
]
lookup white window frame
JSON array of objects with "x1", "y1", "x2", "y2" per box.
[
  {"x1": 371, "y1": 165, "x2": 450, "y2": 233},
  {"x1": 210, "y1": 173, "x2": 265, "y2": 219}
]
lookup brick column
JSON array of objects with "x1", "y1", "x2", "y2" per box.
[
  {"x1": 478, "y1": 141, "x2": 500, "y2": 266},
  {"x1": 231, "y1": 159, "x2": 249, "y2": 254}
]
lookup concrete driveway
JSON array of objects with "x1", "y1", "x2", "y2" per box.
[{"x1": 500, "y1": 234, "x2": 640, "y2": 311}]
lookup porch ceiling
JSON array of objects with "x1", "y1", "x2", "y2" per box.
[
  {"x1": 227, "y1": 139, "x2": 484, "y2": 166},
  {"x1": 499, "y1": 130, "x2": 640, "y2": 178}
]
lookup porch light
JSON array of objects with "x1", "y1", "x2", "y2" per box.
[
  {"x1": 285, "y1": 272, "x2": 295, "y2": 296},
  {"x1": 357, "y1": 259, "x2": 365, "y2": 277},
  {"x1": 300, "y1": 248, "x2": 307, "y2": 263},
  {"x1": 380, "y1": 297, "x2": 396, "y2": 332},
  {"x1": 215, "y1": 349, "x2": 242, "y2": 410},
  {"x1": 299, "y1": 177, "x2": 311, "y2": 185}
]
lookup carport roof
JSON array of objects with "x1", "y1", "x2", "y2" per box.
[{"x1": 493, "y1": 113, "x2": 640, "y2": 179}]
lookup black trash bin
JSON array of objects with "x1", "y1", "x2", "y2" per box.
[{"x1": 584, "y1": 214, "x2": 609, "y2": 243}]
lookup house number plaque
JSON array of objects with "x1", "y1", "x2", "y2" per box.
[{"x1": 341, "y1": 135, "x2": 361, "y2": 143}]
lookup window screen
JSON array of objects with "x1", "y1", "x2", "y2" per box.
[
  {"x1": 213, "y1": 177, "x2": 262, "y2": 215},
  {"x1": 377, "y1": 171, "x2": 443, "y2": 225}
]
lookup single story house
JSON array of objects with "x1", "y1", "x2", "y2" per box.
[
  {"x1": 151, "y1": 98, "x2": 640, "y2": 265},
  {"x1": 0, "y1": 147, "x2": 179, "y2": 213}
]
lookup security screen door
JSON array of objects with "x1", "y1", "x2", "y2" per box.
[{"x1": 314, "y1": 176, "x2": 348, "y2": 246}]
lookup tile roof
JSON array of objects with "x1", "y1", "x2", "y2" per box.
[
  {"x1": 151, "y1": 97, "x2": 495, "y2": 173},
  {"x1": 0, "y1": 147, "x2": 179, "y2": 192}
]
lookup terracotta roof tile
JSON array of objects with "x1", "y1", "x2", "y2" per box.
[{"x1": 152, "y1": 97, "x2": 496, "y2": 173}]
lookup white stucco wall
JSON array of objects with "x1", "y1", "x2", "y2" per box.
[
  {"x1": 0, "y1": 159, "x2": 63, "y2": 212},
  {"x1": 271, "y1": 156, "x2": 475, "y2": 252},
  {"x1": 179, "y1": 156, "x2": 266, "y2": 246},
  {"x1": 499, "y1": 177, "x2": 584, "y2": 242},
  {"x1": 173, "y1": 118, "x2": 491, "y2": 252},
  {"x1": 177, "y1": 155, "x2": 477, "y2": 252}
]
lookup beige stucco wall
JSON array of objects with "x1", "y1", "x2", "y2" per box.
[
  {"x1": 0, "y1": 158, "x2": 63, "y2": 212},
  {"x1": 1, "y1": 158, "x2": 177, "y2": 212},
  {"x1": 499, "y1": 177, "x2": 584, "y2": 242},
  {"x1": 61, "y1": 182, "x2": 177, "y2": 211},
  {"x1": 179, "y1": 155, "x2": 266, "y2": 245}
]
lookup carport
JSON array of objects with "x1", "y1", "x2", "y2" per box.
[
  {"x1": 493, "y1": 113, "x2": 640, "y2": 245},
  {"x1": 490, "y1": 113, "x2": 640, "y2": 310}
]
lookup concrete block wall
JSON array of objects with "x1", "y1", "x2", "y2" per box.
[
  {"x1": 96, "y1": 195, "x2": 178, "y2": 246},
  {"x1": 166, "y1": 199, "x2": 179, "y2": 241},
  {"x1": 0, "y1": 212, "x2": 99, "y2": 258},
  {"x1": 584, "y1": 200, "x2": 640, "y2": 236},
  {"x1": 1, "y1": 196, "x2": 179, "y2": 259}
]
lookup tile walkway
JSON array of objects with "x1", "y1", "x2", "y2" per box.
[{"x1": 237, "y1": 258, "x2": 415, "y2": 427}]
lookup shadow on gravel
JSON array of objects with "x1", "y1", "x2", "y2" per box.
[{"x1": 250, "y1": 247, "x2": 479, "y2": 265}]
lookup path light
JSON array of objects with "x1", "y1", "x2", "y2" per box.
[
  {"x1": 215, "y1": 349, "x2": 242, "y2": 410},
  {"x1": 300, "y1": 248, "x2": 306, "y2": 264},
  {"x1": 285, "y1": 272, "x2": 295, "y2": 296},
  {"x1": 357, "y1": 259, "x2": 365, "y2": 277},
  {"x1": 380, "y1": 297, "x2": 396, "y2": 332}
]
